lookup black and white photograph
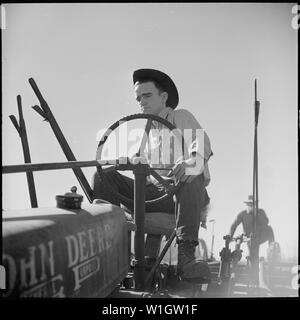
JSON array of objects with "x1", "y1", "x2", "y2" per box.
[{"x1": 1, "y1": 2, "x2": 298, "y2": 305}]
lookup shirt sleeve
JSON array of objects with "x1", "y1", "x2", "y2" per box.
[
  {"x1": 173, "y1": 109, "x2": 212, "y2": 161},
  {"x1": 229, "y1": 212, "x2": 243, "y2": 237},
  {"x1": 257, "y1": 209, "x2": 269, "y2": 226}
]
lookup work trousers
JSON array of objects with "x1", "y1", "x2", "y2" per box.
[
  {"x1": 92, "y1": 168, "x2": 209, "y2": 243},
  {"x1": 247, "y1": 225, "x2": 275, "y2": 256},
  {"x1": 247, "y1": 225, "x2": 275, "y2": 284}
]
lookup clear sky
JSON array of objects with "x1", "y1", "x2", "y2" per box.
[{"x1": 2, "y1": 3, "x2": 298, "y2": 260}]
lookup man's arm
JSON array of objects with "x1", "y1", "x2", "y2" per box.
[
  {"x1": 169, "y1": 109, "x2": 212, "y2": 183},
  {"x1": 257, "y1": 209, "x2": 269, "y2": 226},
  {"x1": 229, "y1": 213, "x2": 242, "y2": 238},
  {"x1": 174, "y1": 109, "x2": 212, "y2": 161}
]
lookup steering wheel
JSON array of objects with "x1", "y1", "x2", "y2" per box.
[{"x1": 96, "y1": 113, "x2": 186, "y2": 205}]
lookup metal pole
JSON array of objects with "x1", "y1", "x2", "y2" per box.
[
  {"x1": 28, "y1": 78, "x2": 94, "y2": 203},
  {"x1": 9, "y1": 95, "x2": 38, "y2": 208},
  {"x1": 253, "y1": 79, "x2": 260, "y2": 236},
  {"x1": 251, "y1": 79, "x2": 260, "y2": 287},
  {"x1": 133, "y1": 164, "x2": 147, "y2": 290},
  {"x1": 2, "y1": 160, "x2": 169, "y2": 174},
  {"x1": 2, "y1": 160, "x2": 111, "y2": 174},
  {"x1": 210, "y1": 219, "x2": 215, "y2": 260}
]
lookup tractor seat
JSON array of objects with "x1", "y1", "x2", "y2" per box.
[
  {"x1": 120, "y1": 204, "x2": 175, "y2": 237},
  {"x1": 92, "y1": 199, "x2": 175, "y2": 236}
]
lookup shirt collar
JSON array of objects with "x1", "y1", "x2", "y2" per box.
[
  {"x1": 151, "y1": 107, "x2": 173, "y2": 129},
  {"x1": 157, "y1": 107, "x2": 173, "y2": 119}
]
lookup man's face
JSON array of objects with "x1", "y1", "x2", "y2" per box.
[
  {"x1": 246, "y1": 203, "x2": 253, "y2": 212},
  {"x1": 134, "y1": 81, "x2": 167, "y2": 115}
]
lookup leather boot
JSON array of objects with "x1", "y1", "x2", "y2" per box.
[{"x1": 177, "y1": 240, "x2": 211, "y2": 281}]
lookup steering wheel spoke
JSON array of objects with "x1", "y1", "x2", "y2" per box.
[
  {"x1": 137, "y1": 119, "x2": 152, "y2": 157},
  {"x1": 149, "y1": 168, "x2": 173, "y2": 192}
]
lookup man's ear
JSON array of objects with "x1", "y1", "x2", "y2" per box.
[{"x1": 161, "y1": 91, "x2": 168, "y2": 104}]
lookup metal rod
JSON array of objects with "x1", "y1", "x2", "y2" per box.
[
  {"x1": 252, "y1": 129, "x2": 258, "y2": 236},
  {"x1": 2, "y1": 160, "x2": 113, "y2": 174},
  {"x1": 253, "y1": 79, "x2": 259, "y2": 236},
  {"x1": 17, "y1": 95, "x2": 38, "y2": 208},
  {"x1": 251, "y1": 79, "x2": 260, "y2": 287},
  {"x1": 210, "y1": 219, "x2": 215, "y2": 260},
  {"x1": 137, "y1": 119, "x2": 152, "y2": 157},
  {"x1": 9, "y1": 95, "x2": 38, "y2": 208},
  {"x1": 28, "y1": 77, "x2": 94, "y2": 203},
  {"x1": 9, "y1": 115, "x2": 20, "y2": 134},
  {"x1": 254, "y1": 79, "x2": 260, "y2": 126},
  {"x1": 2, "y1": 160, "x2": 172, "y2": 174},
  {"x1": 133, "y1": 167, "x2": 146, "y2": 290},
  {"x1": 145, "y1": 230, "x2": 176, "y2": 287}
]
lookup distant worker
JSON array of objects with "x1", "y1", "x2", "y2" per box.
[{"x1": 228, "y1": 195, "x2": 279, "y2": 262}]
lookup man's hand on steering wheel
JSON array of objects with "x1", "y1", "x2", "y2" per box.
[
  {"x1": 168, "y1": 153, "x2": 205, "y2": 184},
  {"x1": 116, "y1": 155, "x2": 148, "y2": 165}
]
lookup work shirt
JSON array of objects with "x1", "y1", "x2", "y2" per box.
[
  {"x1": 229, "y1": 209, "x2": 269, "y2": 237},
  {"x1": 143, "y1": 107, "x2": 212, "y2": 186}
]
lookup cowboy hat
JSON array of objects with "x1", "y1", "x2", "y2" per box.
[
  {"x1": 133, "y1": 68, "x2": 179, "y2": 109},
  {"x1": 244, "y1": 195, "x2": 258, "y2": 205}
]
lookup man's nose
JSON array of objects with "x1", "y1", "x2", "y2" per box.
[{"x1": 140, "y1": 97, "x2": 147, "y2": 106}]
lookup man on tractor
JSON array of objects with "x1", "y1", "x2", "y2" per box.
[{"x1": 92, "y1": 68, "x2": 213, "y2": 281}]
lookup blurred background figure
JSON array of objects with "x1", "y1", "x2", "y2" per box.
[{"x1": 228, "y1": 195, "x2": 280, "y2": 262}]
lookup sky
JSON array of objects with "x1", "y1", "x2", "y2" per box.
[{"x1": 2, "y1": 3, "x2": 298, "y2": 261}]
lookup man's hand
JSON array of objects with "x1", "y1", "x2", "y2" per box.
[
  {"x1": 167, "y1": 153, "x2": 205, "y2": 183},
  {"x1": 117, "y1": 155, "x2": 149, "y2": 165},
  {"x1": 130, "y1": 155, "x2": 148, "y2": 164}
]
